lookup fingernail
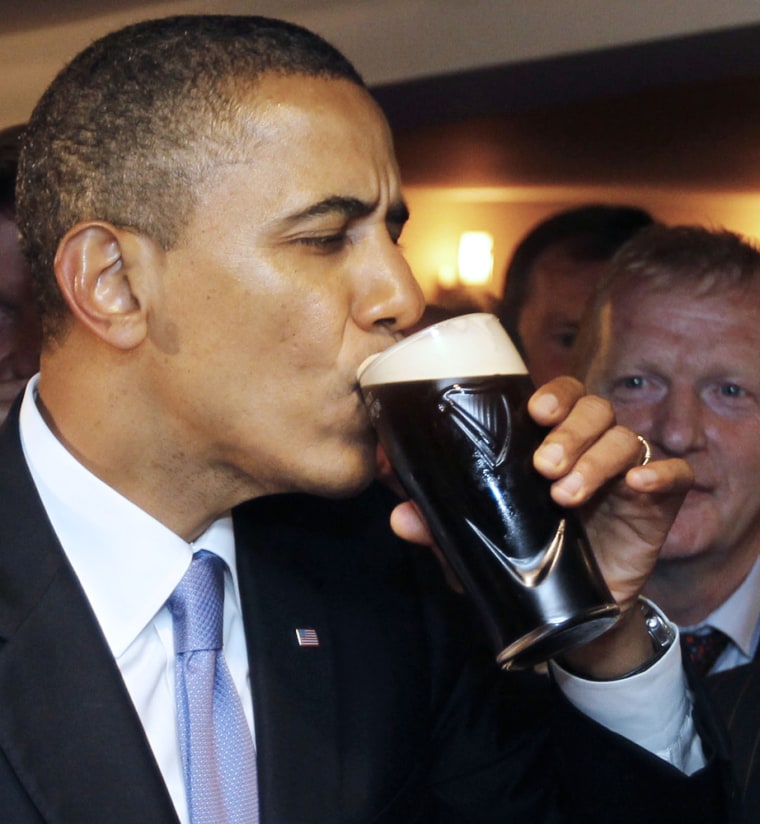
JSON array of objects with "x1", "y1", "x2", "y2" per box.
[
  {"x1": 532, "y1": 392, "x2": 559, "y2": 417},
  {"x1": 555, "y1": 471, "x2": 584, "y2": 499},
  {"x1": 634, "y1": 467, "x2": 657, "y2": 487},
  {"x1": 537, "y1": 442, "x2": 564, "y2": 468}
]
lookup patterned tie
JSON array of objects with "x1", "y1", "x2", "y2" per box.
[
  {"x1": 168, "y1": 550, "x2": 259, "y2": 824},
  {"x1": 680, "y1": 627, "x2": 730, "y2": 676}
]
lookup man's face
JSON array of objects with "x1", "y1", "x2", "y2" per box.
[
  {"x1": 583, "y1": 281, "x2": 760, "y2": 565},
  {"x1": 516, "y1": 246, "x2": 608, "y2": 387},
  {"x1": 0, "y1": 214, "x2": 40, "y2": 423},
  {"x1": 145, "y1": 75, "x2": 424, "y2": 501}
]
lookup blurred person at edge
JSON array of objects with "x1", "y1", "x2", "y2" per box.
[
  {"x1": 0, "y1": 123, "x2": 40, "y2": 422},
  {"x1": 577, "y1": 223, "x2": 760, "y2": 676},
  {"x1": 498, "y1": 204, "x2": 653, "y2": 386}
]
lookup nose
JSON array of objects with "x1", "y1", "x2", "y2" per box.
[
  {"x1": 649, "y1": 387, "x2": 706, "y2": 456},
  {"x1": 352, "y1": 232, "x2": 425, "y2": 334}
]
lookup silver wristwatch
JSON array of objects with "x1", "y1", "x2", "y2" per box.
[
  {"x1": 641, "y1": 597, "x2": 677, "y2": 653},
  {"x1": 609, "y1": 597, "x2": 676, "y2": 680}
]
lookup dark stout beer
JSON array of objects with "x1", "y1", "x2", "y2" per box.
[{"x1": 358, "y1": 314, "x2": 619, "y2": 669}]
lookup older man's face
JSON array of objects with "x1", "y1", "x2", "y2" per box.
[{"x1": 584, "y1": 280, "x2": 760, "y2": 567}]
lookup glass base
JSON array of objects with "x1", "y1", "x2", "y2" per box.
[{"x1": 496, "y1": 604, "x2": 621, "y2": 670}]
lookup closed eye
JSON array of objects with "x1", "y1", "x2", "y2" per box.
[{"x1": 296, "y1": 232, "x2": 349, "y2": 253}]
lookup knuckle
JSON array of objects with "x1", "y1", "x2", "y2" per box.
[
  {"x1": 578, "y1": 392, "x2": 615, "y2": 424},
  {"x1": 612, "y1": 424, "x2": 640, "y2": 451}
]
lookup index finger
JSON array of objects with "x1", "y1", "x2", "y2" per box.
[
  {"x1": 527, "y1": 375, "x2": 586, "y2": 426},
  {"x1": 390, "y1": 499, "x2": 434, "y2": 546}
]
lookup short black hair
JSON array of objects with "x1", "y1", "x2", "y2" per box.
[{"x1": 17, "y1": 15, "x2": 365, "y2": 340}]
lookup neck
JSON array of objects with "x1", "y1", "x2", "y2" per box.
[
  {"x1": 37, "y1": 346, "x2": 259, "y2": 542},
  {"x1": 644, "y1": 550, "x2": 758, "y2": 626}
]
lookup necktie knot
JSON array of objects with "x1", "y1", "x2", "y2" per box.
[
  {"x1": 168, "y1": 550, "x2": 224, "y2": 655},
  {"x1": 681, "y1": 627, "x2": 730, "y2": 676}
]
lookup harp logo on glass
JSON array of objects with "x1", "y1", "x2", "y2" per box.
[{"x1": 439, "y1": 383, "x2": 563, "y2": 589}]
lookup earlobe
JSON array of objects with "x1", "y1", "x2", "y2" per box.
[{"x1": 55, "y1": 222, "x2": 149, "y2": 349}]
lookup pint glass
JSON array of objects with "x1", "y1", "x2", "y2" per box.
[{"x1": 358, "y1": 313, "x2": 620, "y2": 669}]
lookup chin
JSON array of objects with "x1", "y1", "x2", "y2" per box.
[
  {"x1": 659, "y1": 534, "x2": 711, "y2": 563},
  {"x1": 304, "y1": 445, "x2": 378, "y2": 500}
]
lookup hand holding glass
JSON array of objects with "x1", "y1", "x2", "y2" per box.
[{"x1": 358, "y1": 313, "x2": 620, "y2": 669}]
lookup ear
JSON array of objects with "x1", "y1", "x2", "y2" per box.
[{"x1": 54, "y1": 221, "x2": 158, "y2": 349}]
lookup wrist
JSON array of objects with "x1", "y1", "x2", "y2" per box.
[{"x1": 558, "y1": 597, "x2": 675, "y2": 681}]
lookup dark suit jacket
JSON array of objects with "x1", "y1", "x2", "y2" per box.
[
  {"x1": 708, "y1": 656, "x2": 760, "y2": 822},
  {"x1": 0, "y1": 403, "x2": 726, "y2": 822}
]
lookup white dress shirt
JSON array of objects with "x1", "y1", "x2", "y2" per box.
[
  {"x1": 682, "y1": 554, "x2": 760, "y2": 674},
  {"x1": 19, "y1": 377, "x2": 254, "y2": 824},
  {"x1": 18, "y1": 373, "x2": 703, "y2": 818}
]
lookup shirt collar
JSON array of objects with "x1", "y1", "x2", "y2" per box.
[
  {"x1": 18, "y1": 376, "x2": 237, "y2": 657},
  {"x1": 689, "y1": 555, "x2": 760, "y2": 658}
]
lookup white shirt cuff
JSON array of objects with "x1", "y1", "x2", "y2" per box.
[{"x1": 550, "y1": 622, "x2": 706, "y2": 774}]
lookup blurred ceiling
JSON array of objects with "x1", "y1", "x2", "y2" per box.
[
  {"x1": 369, "y1": 21, "x2": 760, "y2": 197},
  {"x1": 4, "y1": 2, "x2": 760, "y2": 210},
  {"x1": 1, "y1": 0, "x2": 165, "y2": 31},
  {"x1": 5, "y1": 0, "x2": 760, "y2": 128}
]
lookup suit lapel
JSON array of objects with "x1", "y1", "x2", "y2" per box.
[
  {"x1": 234, "y1": 497, "x2": 340, "y2": 823},
  {"x1": 708, "y1": 656, "x2": 760, "y2": 822},
  {"x1": 0, "y1": 409, "x2": 179, "y2": 824}
]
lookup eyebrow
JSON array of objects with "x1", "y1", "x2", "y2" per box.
[{"x1": 282, "y1": 195, "x2": 410, "y2": 226}]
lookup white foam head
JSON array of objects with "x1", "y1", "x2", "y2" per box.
[{"x1": 357, "y1": 313, "x2": 528, "y2": 385}]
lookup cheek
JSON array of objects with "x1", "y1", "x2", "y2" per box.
[{"x1": 276, "y1": 297, "x2": 350, "y2": 370}]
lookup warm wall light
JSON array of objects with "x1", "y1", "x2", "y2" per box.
[
  {"x1": 457, "y1": 231, "x2": 494, "y2": 286},
  {"x1": 437, "y1": 262, "x2": 458, "y2": 289}
]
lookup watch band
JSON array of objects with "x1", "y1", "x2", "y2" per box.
[{"x1": 607, "y1": 596, "x2": 677, "y2": 680}]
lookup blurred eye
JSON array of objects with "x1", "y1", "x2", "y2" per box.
[
  {"x1": 608, "y1": 374, "x2": 662, "y2": 405},
  {"x1": 701, "y1": 381, "x2": 758, "y2": 414},
  {"x1": 550, "y1": 325, "x2": 578, "y2": 350},
  {"x1": 719, "y1": 383, "x2": 746, "y2": 398},
  {"x1": 557, "y1": 331, "x2": 576, "y2": 349},
  {"x1": 621, "y1": 376, "x2": 645, "y2": 390}
]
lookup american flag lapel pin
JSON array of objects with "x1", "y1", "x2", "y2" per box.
[{"x1": 295, "y1": 627, "x2": 320, "y2": 647}]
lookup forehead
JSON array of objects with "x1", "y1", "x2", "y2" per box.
[
  {"x1": 527, "y1": 248, "x2": 609, "y2": 310},
  {"x1": 599, "y1": 279, "x2": 760, "y2": 369},
  {"x1": 197, "y1": 74, "x2": 400, "y2": 209}
]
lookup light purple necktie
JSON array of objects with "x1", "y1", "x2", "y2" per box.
[{"x1": 168, "y1": 550, "x2": 259, "y2": 824}]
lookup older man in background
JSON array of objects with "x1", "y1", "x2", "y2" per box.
[{"x1": 578, "y1": 223, "x2": 760, "y2": 677}]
